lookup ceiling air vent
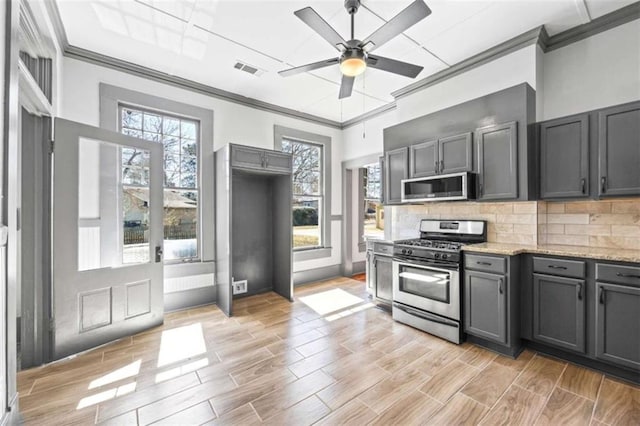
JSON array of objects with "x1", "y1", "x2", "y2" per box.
[{"x1": 233, "y1": 61, "x2": 264, "y2": 77}]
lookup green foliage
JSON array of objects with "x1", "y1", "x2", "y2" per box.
[{"x1": 293, "y1": 206, "x2": 318, "y2": 226}]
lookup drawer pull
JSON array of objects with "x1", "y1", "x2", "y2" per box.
[
  {"x1": 577, "y1": 283, "x2": 582, "y2": 301},
  {"x1": 616, "y1": 272, "x2": 640, "y2": 279},
  {"x1": 601, "y1": 176, "x2": 607, "y2": 193},
  {"x1": 498, "y1": 278, "x2": 504, "y2": 294},
  {"x1": 599, "y1": 287, "x2": 606, "y2": 304},
  {"x1": 477, "y1": 261, "x2": 492, "y2": 266},
  {"x1": 580, "y1": 178, "x2": 586, "y2": 194},
  {"x1": 547, "y1": 265, "x2": 568, "y2": 270}
]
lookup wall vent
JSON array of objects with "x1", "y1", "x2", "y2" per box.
[{"x1": 233, "y1": 61, "x2": 265, "y2": 76}]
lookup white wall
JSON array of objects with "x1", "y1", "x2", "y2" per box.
[
  {"x1": 542, "y1": 20, "x2": 640, "y2": 120},
  {"x1": 60, "y1": 57, "x2": 343, "y2": 273}
]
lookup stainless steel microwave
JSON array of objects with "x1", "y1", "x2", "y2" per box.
[{"x1": 401, "y1": 172, "x2": 477, "y2": 202}]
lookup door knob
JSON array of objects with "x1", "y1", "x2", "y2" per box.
[{"x1": 155, "y1": 246, "x2": 163, "y2": 263}]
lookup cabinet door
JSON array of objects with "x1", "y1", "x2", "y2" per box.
[
  {"x1": 384, "y1": 147, "x2": 408, "y2": 204},
  {"x1": 476, "y1": 122, "x2": 518, "y2": 200},
  {"x1": 595, "y1": 282, "x2": 640, "y2": 370},
  {"x1": 540, "y1": 114, "x2": 589, "y2": 199},
  {"x1": 439, "y1": 132, "x2": 473, "y2": 175},
  {"x1": 533, "y1": 274, "x2": 585, "y2": 353},
  {"x1": 231, "y1": 145, "x2": 265, "y2": 171},
  {"x1": 464, "y1": 270, "x2": 507, "y2": 344},
  {"x1": 263, "y1": 151, "x2": 292, "y2": 173},
  {"x1": 409, "y1": 140, "x2": 437, "y2": 178},
  {"x1": 598, "y1": 102, "x2": 640, "y2": 197},
  {"x1": 374, "y1": 255, "x2": 393, "y2": 302}
]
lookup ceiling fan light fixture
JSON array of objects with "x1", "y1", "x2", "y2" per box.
[{"x1": 340, "y1": 49, "x2": 366, "y2": 76}]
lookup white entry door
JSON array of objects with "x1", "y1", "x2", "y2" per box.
[{"x1": 52, "y1": 118, "x2": 164, "y2": 360}]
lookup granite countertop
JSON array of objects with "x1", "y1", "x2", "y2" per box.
[{"x1": 463, "y1": 242, "x2": 640, "y2": 263}]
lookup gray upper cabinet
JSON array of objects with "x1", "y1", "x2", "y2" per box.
[
  {"x1": 539, "y1": 114, "x2": 589, "y2": 199},
  {"x1": 533, "y1": 273, "x2": 586, "y2": 353},
  {"x1": 409, "y1": 133, "x2": 473, "y2": 178},
  {"x1": 231, "y1": 144, "x2": 292, "y2": 174},
  {"x1": 598, "y1": 102, "x2": 640, "y2": 197},
  {"x1": 476, "y1": 122, "x2": 518, "y2": 200},
  {"x1": 439, "y1": 132, "x2": 473, "y2": 175},
  {"x1": 409, "y1": 139, "x2": 437, "y2": 178},
  {"x1": 464, "y1": 269, "x2": 507, "y2": 344},
  {"x1": 384, "y1": 147, "x2": 409, "y2": 204}
]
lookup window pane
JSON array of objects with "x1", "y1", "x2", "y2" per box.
[
  {"x1": 123, "y1": 128, "x2": 142, "y2": 139},
  {"x1": 180, "y1": 155, "x2": 197, "y2": 188},
  {"x1": 163, "y1": 117, "x2": 180, "y2": 136},
  {"x1": 293, "y1": 197, "x2": 321, "y2": 248},
  {"x1": 143, "y1": 113, "x2": 162, "y2": 133},
  {"x1": 122, "y1": 109, "x2": 142, "y2": 130},
  {"x1": 164, "y1": 189, "x2": 198, "y2": 260},
  {"x1": 163, "y1": 136, "x2": 180, "y2": 154},
  {"x1": 142, "y1": 132, "x2": 161, "y2": 143},
  {"x1": 181, "y1": 121, "x2": 196, "y2": 139},
  {"x1": 182, "y1": 139, "x2": 196, "y2": 156}
]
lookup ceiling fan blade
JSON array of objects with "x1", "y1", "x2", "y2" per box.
[
  {"x1": 279, "y1": 57, "x2": 339, "y2": 77},
  {"x1": 339, "y1": 75, "x2": 355, "y2": 99},
  {"x1": 361, "y1": 0, "x2": 431, "y2": 52},
  {"x1": 294, "y1": 7, "x2": 346, "y2": 51},
  {"x1": 367, "y1": 54, "x2": 423, "y2": 78}
]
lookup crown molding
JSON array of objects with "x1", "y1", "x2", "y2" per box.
[{"x1": 45, "y1": 0, "x2": 639, "y2": 130}]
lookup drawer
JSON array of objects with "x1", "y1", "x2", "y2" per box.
[
  {"x1": 533, "y1": 257, "x2": 585, "y2": 279},
  {"x1": 373, "y1": 242, "x2": 393, "y2": 255},
  {"x1": 464, "y1": 254, "x2": 506, "y2": 274},
  {"x1": 596, "y1": 263, "x2": 640, "y2": 287}
]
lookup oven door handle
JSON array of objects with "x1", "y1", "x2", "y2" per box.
[
  {"x1": 393, "y1": 303, "x2": 459, "y2": 327},
  {"x1": 393, "y1": 257, "x2": 459, "y2": 271}
]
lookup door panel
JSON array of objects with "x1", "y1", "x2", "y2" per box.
[
  {"x1": 476, "y1": 122, "x2": 518, "y2": 200},
  {"x1": 464, "y1": 270, "x2": 507, "y2": 344},
  {"x1": 439, "y1": 132, "x2": 473, "y2": 174},
  {"x1": 375, "y1": 255, "x2": 393, "y2": 302},
  {"x1": 52, "y1": 118, "x2": 164, "y2": 360},
  {"x1": 384, "y1": 147, "x2": 408, "y2": 204},
  {"x1": 409, "y1": 140, "x2": 437, "y2": 178}
]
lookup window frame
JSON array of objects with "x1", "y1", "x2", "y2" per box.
[
  {"x1": 118, "y1": 104, "x2": 202, "y2": 263},
  {"x1": 99, "y1": 83, "x2": 215, "y2": 273},
  {"x1": 274, "y1": 125, "x2": 332, "y2": 261}
]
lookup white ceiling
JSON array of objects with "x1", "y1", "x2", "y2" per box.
[{"x1": 55, "y1": 0, "x2": 636, "y2": 122}]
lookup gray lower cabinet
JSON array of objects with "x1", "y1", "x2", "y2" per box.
[
  {"x1": 539, "y1": 114, "x2": 589, "y2": 199},
  {"x1": 598, "y1": 102, "x2": 640, "y2": 197},
  {"x1": 439, "y1": 132, "x2": 473, "y2": 175},
  {"x1": 533, "y1": 274, "x2": 586, "y2": 353},
  {"x1": 384, "y1": 147, "x2": 408, "y2": 204},
  {"x1": 374, "y1": 255, "x2": 393, "y2": 303},
  {"x1": 595, "y1": 282, "x2": 640, "y2": 370},
  {"x1": 464, "y1": 270, "x2": 507, "y2": 344},
  {"x1": 476, "y1": 121, "x2": 518, "y2": 200}
]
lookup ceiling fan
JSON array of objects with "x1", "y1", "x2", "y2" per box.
[{"x1": 279, "y1": 0, "x2": 431, "y2": 99}]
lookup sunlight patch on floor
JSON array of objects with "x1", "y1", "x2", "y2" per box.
[
  {"x1": 299, "y1": 288, "x2": 366, "y2": 316},
  {"x1": 325, "y1": 302, "x2": 375, "y2": 322},
  {"x1": 157, "y1": 323, "x2": 207, "y2": 368},
  {"x1": 76, "y1": 382, "x2": 136, "y2": 410},
  {"x1": 155, "y1": 357, "x2": 209, "y2": 383},
  {"x1": 88, "y1": 360, "x2": 141, "y2": 390}
]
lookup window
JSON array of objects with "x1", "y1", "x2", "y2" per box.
[
  {"x1": 120, "y1": 106, "x2": 199, "y2": 261},
  {"x1": 282, "y1": 139, "x2": 323, "y2": 249},
  {"x1": 363, "y1": 163, "x2": 384, "y2": 238},
  {"x1": 274, "y1": 125, "x2": 332, "y2": 260}
]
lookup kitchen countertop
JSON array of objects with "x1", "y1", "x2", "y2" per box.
[{"x1": 463, "y1": 242, "x2": 640, "y2": 263}]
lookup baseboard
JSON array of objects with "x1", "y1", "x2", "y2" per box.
[
  {"x1": 351, "y1": 261, "x2": 366, "y2": 275},
  {"x1": 164, "y1": 286, "x2": 217, "y2": 312},
  {"x1": 293, "y1": 264, "x2": 341, "y2": 286}
]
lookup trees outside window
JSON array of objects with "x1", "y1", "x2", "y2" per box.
[
  {"x1": 120, "y1": 106, "x2": 199, "y2": 261},
  {"x1": 363, "y1": 163, "x2": 384, "y2": 238},
  {"x1": 282, "y1": 139, "x2": 323, "y2": 249}
]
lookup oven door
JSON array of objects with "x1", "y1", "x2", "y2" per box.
[{"x1": 392, "y1": 259, "x2": 460, "y2": 320}]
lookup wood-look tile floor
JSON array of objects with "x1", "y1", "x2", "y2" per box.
[{"x1": 17, "y1": 278, "x2": 640, "y2": 425}]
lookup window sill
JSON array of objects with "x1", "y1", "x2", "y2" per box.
[{"x1": 293, "y1": 247, "x2": 332, "y2": 262}]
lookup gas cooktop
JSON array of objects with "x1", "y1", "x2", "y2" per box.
[{"x1": 395, "y1": 238, "x2": 464, "y2": 252}]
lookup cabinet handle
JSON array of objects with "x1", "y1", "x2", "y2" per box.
[
  {"x1": 616, "y1": 272, "x2": 640, "y2": 279},
  {"x1": 498, "y1": 278, "x2": 504, "y2": 294},
  {"x1": 599, "y1": 287, "x2": 606, "y2": 304},
  {"x1": 374, "y1": 258, "x2": 377, "y2": 267},
  {"x1": 601, "y1": 176, "x2": 607, "y2": 193},
  {"x1": 479, "y1": 183, "x2": 483, "y2": 196},
  {"x1": 547, "y1": 265, "x2": 567, "y2": 270},
  {"x1": 577, "y1": 283, "x2": 582, "y2": 300},
  {"x1": 435, "y1": 160, "x2": 439, "y2": 174},
  {"x1": 477, "y1": 261, "x2": 492, "y2": 266},
  {"x1": 581, "y1": 178, "x2": 586, "y2": 194},
  {"x1": 440, "y1": 160, "x2": 444, "y2": 173}
]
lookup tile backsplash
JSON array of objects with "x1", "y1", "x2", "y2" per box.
[
  {"x1": 538, "y1": 199, "x2": 640, "y2": 250},
  {"x1": 391, "y1": 198, "x2": 640, "y2": 250}
]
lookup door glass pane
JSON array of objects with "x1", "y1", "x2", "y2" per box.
[
  {"x1": 77, "y1": 137, "x2": 152, "y2": 271},
  {"x1": 398, "y1": 265, "x2": 450, "y2": 303},
  {"x1": 293, "y1": 196, "x2": 321, "y2": 249},
  {"x1": 163, "y1": 189, "x2": 198, "y2": 260}
]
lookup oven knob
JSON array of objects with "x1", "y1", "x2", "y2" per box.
[
  {"x1": 434, "y1": 253, "x2": 440, "y2": 259},
  {"x1": 402, "y1": 249, "x2": 407, "y2": 254},
  {"x1": 442, "y1": 254, "x2": 448, "y2": 260},
  {"x1": 407, "y1": 250, "x2": 413, "y2": 255}
]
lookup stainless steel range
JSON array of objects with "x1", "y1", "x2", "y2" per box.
[{"x1": 392, "y1": 219, "x2": 486, "y2": 344}]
